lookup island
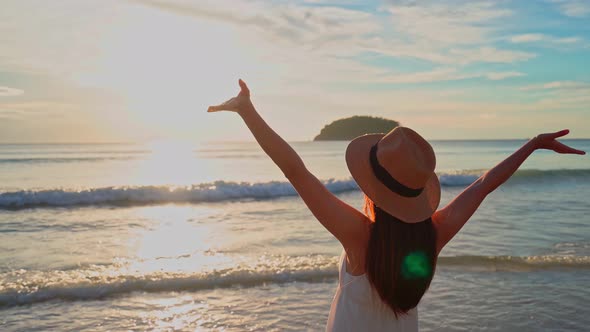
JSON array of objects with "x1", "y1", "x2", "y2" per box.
[{"x1": 314, "y1": 116, "x2": 400, "y2": 141}]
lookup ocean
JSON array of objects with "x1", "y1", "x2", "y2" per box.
[{"x1": 0, "y1": 140, "x2": 589, "y2": 331}]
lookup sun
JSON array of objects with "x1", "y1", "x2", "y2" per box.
[
  {"x1": 125, "y1": 139, "x2": 205, "y2": 186},
  {"x1": 73, "y1": 2, "x2": 258, "y2": 141}
]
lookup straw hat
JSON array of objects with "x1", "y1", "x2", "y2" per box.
[{"x1": 345, "y1": 126, "x2": 440, "y2": 223}]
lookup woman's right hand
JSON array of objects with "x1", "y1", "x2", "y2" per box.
[
  {"x1": 207, "y1": 79, "x2": 253, "y2": 114},
  {"x1": 533, "y1": 129, "x2": 586, "y2": 155}
]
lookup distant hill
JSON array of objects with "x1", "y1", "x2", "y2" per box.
[{"x1": 314, "y1": 116, "x2": 400, "y2": 141}]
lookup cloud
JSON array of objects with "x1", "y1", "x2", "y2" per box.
[
  {"x1": 479, "y1": 113, "x2": 497, "y2": 119},
  {"x1": 558, "y1": 37, "x2": 584, "y2": 44},
  {"x1": 373, "y1": 67, "x2": 477, "y2": 83},
  {"x1": 520, "y1": 81, "x2": 590, "y2": 91},
  {"x1": 302, "y1": 0, "x2": 366, "y2": 4},
  {"x1": 385, "y1": 1, "x2": 512, "y2": 46},
  {"x1": 518, "y1": 80, "x2": 590, "y2": 115},
  {"x1": 449, "y1": 47, "x2": 536, "y2": 65},
  {"x1": 2, "y1": 0, "x2": 584, "y2": 141},
  {"x1": 0, "y1": 101, "x2": 75, "y2": 118},
  {"x1": 369, "y1": 68, "x2": 525, "y2": 84},
  {"x1": 362, "y1": 43, "x2": 535, "y2": 65},
  {"x1": 543, "y1": 81, "x2": 589, "y2": 89},
  {"x1": 0, "y1": 86, "x2": 24, "y2": 97},
  {"x1": 0, "y1": 110, "x2": 24, "y2": 120},
  {"x1": 510, "y1": 33, "x2": 582, "y2": 45},
  {"x1": 485, "y1": 71, "x2": 525, "y2": 80},
  {"x1": 132, "y1": 0, "x2": 534, "y2": 67},
  {"x1": 0, "y1": 1, "x2": 122, "y2": 75},
  {"x1": 119, "y1": 0, "x2": 539, "y2": 101},
  {"x1": 549, "y1": 0, "x2": 590, "y2": 17},
  {"x1": 130, "y1": 0, "x2": 379, "y2": 50},
  {"x1": 510, "y1": 34, "x2": 544, "y2": 43}
]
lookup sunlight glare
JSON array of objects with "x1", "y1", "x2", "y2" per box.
[
  {"x1": 128, "y1": 205, "x2": 233, "y2": 274},
  {"x1": 74, "y1": 3, "x2": 259, "y2": 140},
  {"x1": 128, "y1": 139, "x2": 202, "y2": 186}
]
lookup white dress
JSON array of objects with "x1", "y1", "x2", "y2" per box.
[{"x1": 326, "y1": 251, "x2": 419, "y2": 332}]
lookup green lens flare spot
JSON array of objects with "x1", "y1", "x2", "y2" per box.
[{"x1": 402, "y1": 251, "x2": 431, "y2": 279}]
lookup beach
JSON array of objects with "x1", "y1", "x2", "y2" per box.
[{"x1": 1, "y1": 140, "x2": 589, "y2": 331}]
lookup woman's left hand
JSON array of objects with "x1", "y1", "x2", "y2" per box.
[
  {"x1": 207, "y1": 79, "x2": 253, "y2": 114},
  {"x1": 533, "y1": 129, "x2": 586, "y2": 155}
]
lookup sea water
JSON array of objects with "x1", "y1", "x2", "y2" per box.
[{"x1": 0, "y1": 140, "x2": 589, "y2": 331}]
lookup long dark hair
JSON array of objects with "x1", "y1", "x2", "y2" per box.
[{"x1": 364, "y1": 196, "x2": 437, "y2": 317}]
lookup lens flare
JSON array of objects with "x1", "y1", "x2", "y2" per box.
[{"x1": 401, "y1": 251, "x2": 431, "y2": 279}]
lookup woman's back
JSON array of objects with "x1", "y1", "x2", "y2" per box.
[{"x1": 326, "y1": 252, "x2": 418, "y2": 332}]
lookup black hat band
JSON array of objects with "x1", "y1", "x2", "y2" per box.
[{"x1": 369, "y1": 143, "x2": 424, "y2": 198}]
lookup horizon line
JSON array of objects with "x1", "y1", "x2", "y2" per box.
[{"x1": 1, "y1": 138, "x2": 589, "y2": 145}]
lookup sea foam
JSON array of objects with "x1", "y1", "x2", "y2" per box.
[
  {"x1": 0, "y1": 169, "x2": 588, "y2": 209},
  {"x1": 1, "y1": 254, "x2": 588, "y2": 308}
]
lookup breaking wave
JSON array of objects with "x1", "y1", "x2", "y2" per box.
[
  {"x1": 1, "y1": 254, "x2": 588, "y2": 308},
  {"x1": 0, "y1": 169, "x2": 588, "y2": 209}
]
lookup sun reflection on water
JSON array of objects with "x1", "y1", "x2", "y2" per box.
[{"x1": 125, "y1": 205, "x2": 235, "y2": 275}]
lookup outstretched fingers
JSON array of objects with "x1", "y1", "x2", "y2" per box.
[
  {"x1": 208, "y1": 97, "x2": 237, "y2": 113},
  {"x1": 207, "y1": 105, "x2": 221, "y2": 112},
  {"x1": 549, "y1": 129, "x2": 570, "y2": 139},
  {"x1": 543, "y1": 130, "x2": 586, "y2": 155},
  {"x1": 554, "y1": 141, "x2": 586, "y2": 155}
]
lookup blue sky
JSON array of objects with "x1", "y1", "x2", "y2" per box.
[{"x1": 0, "y1": 0, "x2": 589, "y2": 142}]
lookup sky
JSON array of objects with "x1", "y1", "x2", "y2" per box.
[{"x1": 0, "y1": 0, "x2": 589, "y2": 142}]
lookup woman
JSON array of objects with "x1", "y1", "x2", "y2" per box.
[{"x1": 208, "y1": 80, "x2": 585, "y2": 331}]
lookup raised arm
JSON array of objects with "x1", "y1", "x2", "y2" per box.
[
  {"x1": 432, "y1": 130, "x2": 585, "y2": 254},
  {"x1": 208, "y1": 80, "x2": 369, "y2": 251}
]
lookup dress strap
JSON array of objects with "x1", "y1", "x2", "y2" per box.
[
  {"x1": 338, "y1": 250, "x2": 347, "y2": 284},
  {"x1": 339, "y1": 250, "x2": 366, "y2": 287}
]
